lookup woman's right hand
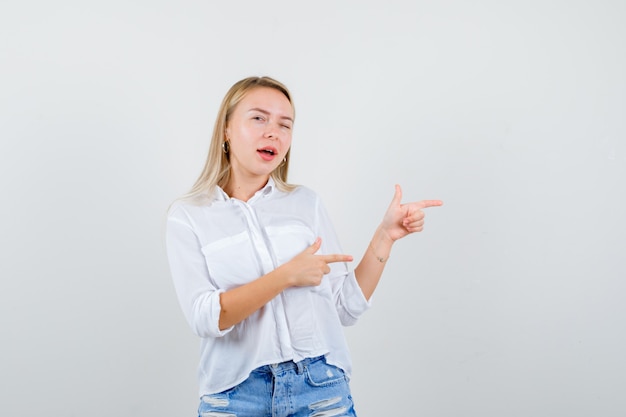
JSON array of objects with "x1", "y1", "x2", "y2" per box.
[{"x1": 281, "y1": 237, "x2": 353, "y2": 287}]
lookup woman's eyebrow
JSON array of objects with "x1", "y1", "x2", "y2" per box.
[{"x1": 248, "y1": 107, "x2": 293, "y2": 123}]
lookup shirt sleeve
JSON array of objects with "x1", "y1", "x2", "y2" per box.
[
  {"x1": 314, "y1": 195, "x2": 371, "y2": 326},
  {"x1": 165, "y1": 205, "x2": 234, "y2": 338}
]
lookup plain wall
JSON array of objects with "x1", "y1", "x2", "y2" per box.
[{"x1": 1, "y1": 1, "x2": 625, "y2": 416}]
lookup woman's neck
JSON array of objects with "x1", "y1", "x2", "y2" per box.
[{"x1": 223, "y1": 175, "x2": 269, "y2": 202}]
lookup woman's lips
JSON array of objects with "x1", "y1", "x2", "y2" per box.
[{"x1": 257, "y1": 147, "x2": 278, "y2": 161}]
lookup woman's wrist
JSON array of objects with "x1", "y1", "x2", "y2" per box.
[
  {"x1": 368, "y1": 242, "x2": 388, "y2": 263},
  {"x1": 368, "y1": 226, "x2": 394, "y2": 262},
  {"x1": 273, "y1": 263, "x2": 295, "y2": 289}
]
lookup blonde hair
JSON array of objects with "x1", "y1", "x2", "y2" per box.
[{"x1": 183, "y1": 76, "x2": 297, "y2": 202}]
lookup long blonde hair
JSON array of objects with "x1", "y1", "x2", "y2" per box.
[{"x1": 183, "y1": 76, "x2": 297, "y2": 202}]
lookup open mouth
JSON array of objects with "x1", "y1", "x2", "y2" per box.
[{"x1": 258, "y1": 147, "x2": 277, "y2": 156}]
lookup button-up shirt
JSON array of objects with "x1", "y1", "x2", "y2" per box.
[{"x1": 166, "y1": 179, "x2": 371, "y2": 396}]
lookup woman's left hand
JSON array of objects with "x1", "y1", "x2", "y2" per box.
[{"x1": 380, "y1": 184, "x2": 443, "y2": 242}]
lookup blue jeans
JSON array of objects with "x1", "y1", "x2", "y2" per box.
[{"x1": 198, "y1": 355, "x2": 357, "y2": 417}]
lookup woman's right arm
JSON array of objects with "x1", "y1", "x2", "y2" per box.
[
  {"x1": 218, "y1": 237, "x2": 352, "y2": 330},
  {"x1": 167, "y1": 212, "x2": 351, "y2": 334}
]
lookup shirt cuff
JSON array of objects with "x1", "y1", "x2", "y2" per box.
[
  {"x1": 341, "y1": 271, "x2": 372, "y2": 318},
  {"x1": 197, "y1": 289, "x2": 235, "y2": 338}
]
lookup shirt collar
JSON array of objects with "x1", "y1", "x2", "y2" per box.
[
  {"x1": 250, "y1": 177, "x2": 275, "y2": 203},
  {"x1": 214, "y1": 177, "x2": 276, "y2": 203}
]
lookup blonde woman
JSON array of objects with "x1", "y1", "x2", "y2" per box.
[{"x1": 166, "y1": 76, "x2": 442, "y2": 416}]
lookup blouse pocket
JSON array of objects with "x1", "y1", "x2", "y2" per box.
[
  {"x1": 265, "y1": 224, "x2": 316, "y2": 266},
  {"x1": 201, "y1": 231, "x2": 261, "y2": 289}
]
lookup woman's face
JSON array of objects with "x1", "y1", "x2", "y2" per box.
[{"x1": 226, "y1": 87, "x2": 294, "y2": 184}]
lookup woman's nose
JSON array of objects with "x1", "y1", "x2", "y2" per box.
[{"x1": 264, "y1": 124, "x2": 279, "y2": 139}]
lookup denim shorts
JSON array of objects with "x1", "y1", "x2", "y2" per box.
[{"x1": 198, "y1": 355, "x2": 357, "y2": 417}]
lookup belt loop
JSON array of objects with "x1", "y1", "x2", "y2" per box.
[{"x1": 295, "y1": 359, "x2": 305, "y2": 374}]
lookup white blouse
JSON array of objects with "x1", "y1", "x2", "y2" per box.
[{"x1": 165, "y1": 179, "x2": 371, "y2": 396}]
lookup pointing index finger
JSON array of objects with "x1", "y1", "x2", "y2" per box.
[
  {"x1": 319, "y1": 254, "x2": 354, "y2": 264},
  {"x1": 416, "y1": 200, "x2": 444, "y2": 209}
]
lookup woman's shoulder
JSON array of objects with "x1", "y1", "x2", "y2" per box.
[
  {"x1": 283, "y1": 184, "x2": 322, "y2": 203},
  {"x1": 167, "y1": 195, "x2": 214, "y2": 220}
]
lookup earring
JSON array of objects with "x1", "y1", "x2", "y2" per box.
[{"x1": 222, "y1": 141, "x2": 229, "y2": 154}]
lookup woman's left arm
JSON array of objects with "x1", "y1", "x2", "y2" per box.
[{"x1": 354, "y1": 184, "x2": 443, "y2": 300}]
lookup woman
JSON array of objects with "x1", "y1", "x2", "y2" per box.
[{"x1": 166, "y1": 76, "x2": 442, "y2": 416}]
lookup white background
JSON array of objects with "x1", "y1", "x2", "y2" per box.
[{"x1": 1, "y1": 1, "x2": 625, "y2": 416}]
